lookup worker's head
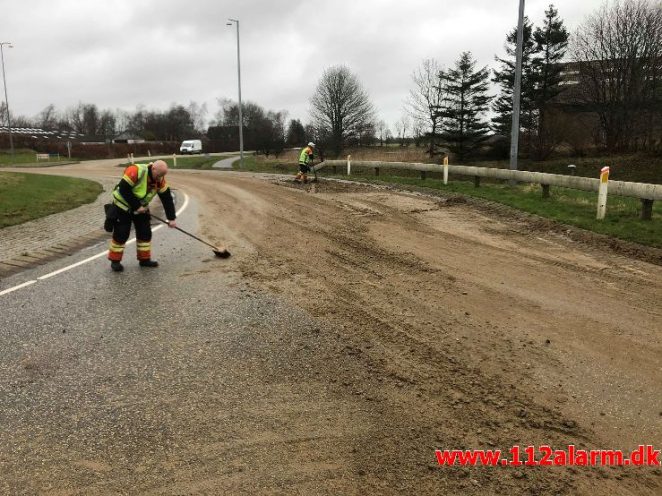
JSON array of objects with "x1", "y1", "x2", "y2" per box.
[
  {"x1": 308, "y1": 142, "x2": 315, "y2": 148},
  {"x1": 152, "y1": 160, "x2": 169, "y2": 180}
]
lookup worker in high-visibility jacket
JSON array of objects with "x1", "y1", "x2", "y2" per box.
[
  {"x1": 107, "y1": 159, "x2": 177, "y2": 272},
  {"x1": 295, "y1": 142, "x2": 315, "y2": 183}
]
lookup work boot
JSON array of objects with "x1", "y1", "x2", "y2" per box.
[
  {"x1": 139, "y1": 259, "x2": 159, "y2": 268},
  {"x1": 110, "y1": 261, "x2": 124, "y2": 272}
]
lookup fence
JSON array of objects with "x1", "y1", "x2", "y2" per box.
[{"x1": 315, "y1": 159, "x2": 662, "y2": 221}]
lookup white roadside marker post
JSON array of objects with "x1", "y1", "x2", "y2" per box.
[
  {"x1": 443, "y1": 155, "x2": 449, "y2": 185},
  {"x1": 347, "y1": 154, "x2": 351, "y2": 176},
  {"x1": 173, "y1": 153, "x2": 177, "y2": 168},
  {"x1": 596, "y1": 166, "x2": 610, "y2": 220}
]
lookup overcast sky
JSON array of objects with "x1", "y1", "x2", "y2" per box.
[{"x1": 1, "y1": 0, "x2": 607, "y2": 131}]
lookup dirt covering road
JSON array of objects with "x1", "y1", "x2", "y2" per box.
[
  {"x1": 5, "y1": 162, "x2": 662, "y2": 494},
  {"x1": 175, "y1": 170, "x2": 662, "y2": 494}
]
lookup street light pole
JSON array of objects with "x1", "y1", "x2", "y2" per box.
[
  {"x1": 227, "y1": 19, "x2": 244, "y2": 169},
  {"x1": 0, "y1": 42, "x2": 14, "y2": 156},
  {"x1": 509, "y1": 0, "x2": 525, "y2": 173}
]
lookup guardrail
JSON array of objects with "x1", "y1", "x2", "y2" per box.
[{"x1": 314, "y1": 159, "x2": 661, "y2": 220}]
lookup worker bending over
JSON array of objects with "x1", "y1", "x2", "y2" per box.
[{"x1": 107, "y1": 159, "x2": 177, "y2": 272}]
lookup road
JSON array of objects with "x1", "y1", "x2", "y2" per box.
[{"x1": 0, "y1": 159, "x2": 660, "y2": 494}]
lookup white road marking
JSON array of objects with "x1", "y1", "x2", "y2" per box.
[
  {"x1": 0, "y1": 193, "x2": 189, "y2": 297},
  {"x1": 0, "y1": 279, "x2": 37, "y2": 297}
]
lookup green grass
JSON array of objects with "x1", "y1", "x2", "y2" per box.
[
  {"x1": 0, "y1": 172, "x2": 103, "y2": 228},
  {"x1": 329, "y1": 171, "x2": 662, "y2": 248},
  {"x1": 0, "y1": 149, "x2": 75, "y2": 167}
]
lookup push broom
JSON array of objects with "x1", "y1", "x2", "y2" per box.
[{"x1": 151, "y1": 214, "x2": 231, "y2": 258}]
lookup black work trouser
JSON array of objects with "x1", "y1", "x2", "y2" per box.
[
  {"x1": 108, "y1": 209, "x2": 153, "y2": 262},
  {"x1": 113, "y1": 209, "x2": 152, "y2": 243}
]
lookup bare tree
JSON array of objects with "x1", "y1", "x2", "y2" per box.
[
  {"x1": 395, "y1": 115, "x2": 410, "y2": 146},
  {"x1": 310, "y1": 65, "x2": 375, "y2": 157},
  {"x1": 411, "y1": 119, "x2": 424, "y2": 147},
  {"x1": 0, "y1": 102, "x2": 7, "y2": 128},
  {"x1": 405, "y1": 59, "x2": 446, "y2": 156},
  {"x1": 65, "y1": 102, "x2": 107, "y2": 136},
  {"x1": 98, "y1": 110, "x2": 116, "y2": 138},
  {"x1": 376, "y1": 120, "x2": 390, "y2": 146},
  {"x1": 37, "y1": 104, "x2": 58, "y2": 130},
  {"x1": 188, "y1": 101, "x2": 208, "y2": 134},
  {"x1": 571, "y1": 0, "x2": 662, "y2": 152},
  {"x1": 114, "y1": 109, "x2": 131, "y2": 134}
]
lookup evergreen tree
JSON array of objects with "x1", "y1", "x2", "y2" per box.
[
  {"x1": 437, "y1": 52, "x2": 491, "y2": 162},
  {"x1": 491, "y1": 17, "x2": 537, "y2": 151},
  {"x1": 532, "y1": 4, "x2": 569, "y2": 158}
]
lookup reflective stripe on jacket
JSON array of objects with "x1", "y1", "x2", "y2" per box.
[
  {"x1": 113, "y1": 163, "x2": 160, "y2": 211},
  {"x1": 299, "y1": 146, "x2": 313, "y2": 165}
]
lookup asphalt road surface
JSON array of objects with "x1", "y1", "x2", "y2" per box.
[{"x1": 0, "y1": 160, "x2": 660, "y2": 495}]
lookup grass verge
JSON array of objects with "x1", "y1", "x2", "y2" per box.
[
  {"x1": 0, "y1": 150, "x2": 69, "y2": 166},
  {"x1": 0, "y1": 172, "x2": 103, "y2": 228}
]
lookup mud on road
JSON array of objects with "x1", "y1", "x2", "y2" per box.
[
  {"x1": 175, "y1": 172, "x2": 662, "y2": 494},
  {"x1": 4, "y1": 163, "x2": 661, "y2": 494}
]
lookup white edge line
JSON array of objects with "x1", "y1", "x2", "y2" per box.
[
  {"x1": 0, "y1": 279, "x2": 37, "y2": 297},
  {"x1": 2, "y1": 192, "x2": 190, "y2": 292}
]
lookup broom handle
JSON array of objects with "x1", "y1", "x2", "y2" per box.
[{"x1": 150, "y1": 213, "x2": 218, "y2": 250}]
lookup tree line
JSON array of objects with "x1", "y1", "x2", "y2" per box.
[
  {"x1": 2, "y1": 0, "x2": 660, "y2": 160},
  {"x1": 311, "y1": 0, "x2": 662, "y2": 161}
]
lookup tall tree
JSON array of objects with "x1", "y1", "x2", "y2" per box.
[
  {"x1": 492, "y1": 17, "x2": 537, "y2": 150},
  {"x1": 395, "y1": 115, "x2": 410, "y2": 146},
  {"x1": 187, "y1": 101, "x2": 208, "y2": 134},
  {"x1": 437, "y1": 52, "x2": 491, "y2": 162},
  {"x1": 406, "y1": 59, "x2": 446, "y2": 156},
  {"x1": 376, "y1": 120, "x2": 390, "y2": 146},
  {"x1": 532, "y1": 4, "x2": 569, "y2": 158},
  {"x1": 98, "y1": 110, "x2": 116, "y2": 138},
  {"x1": 310, "y1": 65, "x2": 375, "y2": 157},
  {"x1": 286, "y1": 118, "x2": 306, "y2": 146},
  {"x1": 67, "y1": 103, "x2": 100, "y2": 136},
  {"x1": 571, "y1": 0, "x2": 662, "y2": 152},
  {"x1": 37, "y1": 104, "x2": 58, "y2": 130}
]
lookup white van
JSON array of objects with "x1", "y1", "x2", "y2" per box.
[{"x1": 180, "y1": 139, "x2": 203, "y2": 154}]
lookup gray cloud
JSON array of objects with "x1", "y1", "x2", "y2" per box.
[{"x1": 1, "y1": 0, "x2": 606, "y2": 131}]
